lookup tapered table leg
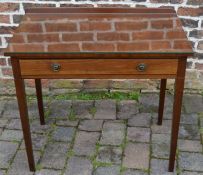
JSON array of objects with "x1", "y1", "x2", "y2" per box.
[
  {"x1": 11, "y1": 59, "x2": 35, "y2": 171},
  {"x1": 35, "y1": 79, "x2": 45, "y2": 125},
  {"x1": 158, "y1": 79, "x2": 167, "y2": 125},
  {"x1": 168, "y1": 59, "x2": 187, "y2": 172}
]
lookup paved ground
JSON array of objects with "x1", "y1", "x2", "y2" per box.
[{"x1": 0, "y1": 93, "x2": 203, "y2": 175}]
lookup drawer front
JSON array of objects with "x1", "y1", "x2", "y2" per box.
[{"x1": 19, "y1": 59, "x2": 178, "y2": 78}]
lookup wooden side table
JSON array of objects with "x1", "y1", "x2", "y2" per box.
[{"x1": 4, "y1": 7, "x2": 193, "y2": 172}]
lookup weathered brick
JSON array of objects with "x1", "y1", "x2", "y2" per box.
[
  {"x1": 151, "y1": 20, "x2": 173, "y2": 29},
  {"x1": 98, "y1": 4, "x2": 130, "y2": 7},
  {"x1": 166, "y1": 30, "x2": 186, "y2": 39},
  {"x1": 82, "y1": 43, "x2": 115, "y2": 52},
  {"x1": 0, "y1": 3, "x2": 19, "y2": 12},
  {"x1": 174, "y1": 40, "x2": 192, "y2": 50},
  {"x1": 17, "y1": 23, "x2": 43, "y2": 33},
  {"x1": 97, "y1": 32, "x2": 130, "y2": 41},
  {"x1": 45, "y1": 22, "x2": 77, "y2": 32},
  {"x1": 0, "y1": 15, "x2": 10, "y2": 24},
  {"x1": 61, "y1": 4, "x2": 94, "y2": 7},
  {"x1": 181, "y1": 18, "x2": 199, "y2": 28},
  {"x1": 117, "y1": 42, "x2": 149, "y2": 51},
  {"x1": 12, "y1": 44, "x2": 45, "y2": 52},
  {"x1": 62, "y1": 33, "x2": 94, "y2": 41},
  {"x1": 132, "y1": 31, "x2": 164, "y2": 40},
  {"x1": 151, "y1": 41, "x2": 171, "y2": 50},
  {"x1": 27, "y1": 34, "x2": 59, "y2": 43},
  {"x1": 195, "y1": 63, "x2": 203, "y2": 70},
  {"x1": 178, "y1": 7, "x2": 203, "y2": 17},
  {"x1": 115, "y1": 21, "x2": 148, "y2": 31},
  {"x1": 80, "y1": 22, "x2": 111, "y2": 31},
  {"x1": 48, "y1": 43, "x2": 80, "y2": 52},
  {"x1": 197, "y1": 41, "x2": 203, "y2": 50},
  {"x1": 13, "y1": 15, "x2": 23, "y2": 24},
  {"x1": 187, "y1": 0, "x2": 203, "y2": 5},
  {"x1": 150, "y1": 0, "x2": 183, "y2": 3},
  {"x1": 10, "y1": 34, "x2": 25, "y2": 43},
  {"x1": 189, "y1": 30, "x2": 203, "y2": 39}
]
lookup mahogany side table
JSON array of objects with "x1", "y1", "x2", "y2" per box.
[{"x1": 4, "y1": 7, "x2": 193, "y2": 172}]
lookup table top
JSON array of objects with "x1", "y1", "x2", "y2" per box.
[{"x1": 4, "y1": 7, "x2": 193, "y2": 59}]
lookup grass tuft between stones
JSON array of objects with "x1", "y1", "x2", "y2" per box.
[{"x1": 27, "y1": 91, "x2": 140, "y2": 101}]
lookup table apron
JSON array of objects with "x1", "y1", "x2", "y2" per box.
[{"x1": 19, "y1": 59, "x2": 178, "y2": 79}]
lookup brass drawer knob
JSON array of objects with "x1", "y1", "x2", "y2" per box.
[
  {"x1": 51, "y1": 63, "x2": 61, "y2": 72},
  {"x1": 137, "y1": 63, "x2": 147, "y2": 72}
]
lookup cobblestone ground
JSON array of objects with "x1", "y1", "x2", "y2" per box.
[{"x1": 0, "y1": 93, "x2": 203, "y2": 175}]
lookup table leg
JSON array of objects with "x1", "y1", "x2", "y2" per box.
[
  {"x1": 11, "y1": 59, "x2": 35, "y2": 172},
  {"x1": 158, "y1": 79, "x2": 167, "y2": 125},
  {"x1": 168, "y1": 59, "x2": 186, "y2": 172},
  {"x1": 35, "y1": 79, "x2": 45, "y2": 125}
]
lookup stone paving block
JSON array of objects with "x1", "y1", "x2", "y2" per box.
[
  {"x1": 8, "y1": 150, "x2": 40, "y2": 175},
  {"x1": 72, "y1": 100, "x2": 94, "y2": 119},
  {"x1": 152, "y1": 113, "x2": 172, "y2": 120},
  {"x1": 151, "y1": 119, "x2": 171, "y2": 134},
  {"x1": 152, "y1": 134, "x2": 170, "y2": 145},
  {"x1": 100, "y1": 121, "x2": 125, "y2": 146},
  {"x1": 0, "y1": 129, "x2": 23, "y2": 141},
  {"x1": 48, "y1": 100, "x2": 71, "y2": 118},
  {"x1": 93, "y1": 166, "x2": 120, "y2": 175},
  {"x1": 3, "y1": 101, "x2": 20, "y2": 119},
  {"x1": 163, "y1": 94, "x2": 174, "y2": 114},
  {"x1": 73, "y1": 131, "x2": 100, "y2": 156},
  {"x1": 52, "y1": 126, "x2": 75, "y2": 142},
  {"x1": 0, "y1": 101, "x2": 6, "y2": 116},
  {"x1": 150, "y1": 159, "x2": 176, "y2": 175},
  {"x1": 94, "y1": 100, "x2": 116, "y2": 119},
  {"x1": 28, "y1": 100, "x2": 49, "y2": 120},
  {"x1": 0, "y1": 118, "x2": 9, "y2": 128},
  {"x1": 127, "y1": 127, "x2": 150, "y2": 143},
  {"x1": 178, "y1": 140, "x2": 202, "y2": 152},
  {"x1": 79, "y1": 120, "x2": 103, "y2": 131},
  {"x1": 0, "y1": 141, "x2": 19, "y2": 169},
  {"x1": 180, "y1": 114, "x2": 198, "y2": 125},
  {"x1": 181, "y1": 172, "x2": 203, "y2": 175},
  {"x1": 64, "y1": 156, "x2": 93, "y2": 175},
  {"x1": 179, "y1": 124, "x2": 200, "y2": 140},
  {"x1": 117, "y1": 100, "x2": 139, "y2": 119},
  {"x1": 128, "y1": 113, "x2": 151, "y2": 127},
  {"x1": 139, "y1": 94, "x2": 159, "y2": 113},
  {"x1": 96, "y1": 146, "x2": 122, "y2": 164},
  {"x1": 152, "y1": 143, "x2": 170, "y2": 159},
  {"x1": 31, "y1": 120, "x2": 51, "y2": 134},
  {"x1": 123, "y1": 169, "x2": 148, "y2": 175},
  {"x1": 183, "y1": 95, "x2": 203, "y2": 113},
  {"x1": 123, "y1": 142, "x2": 149, "y2": 169},
  {"x1": 35, "y1": 169, "x2": 61, "y2": 175},
  {"x1": 41, "y1": 142, "x2": 69, "y2": 169},
  {"x1": 6, "y1": 119, "x2": 22, "y2": 130},
  {"x1": 21, "y1": 133, "x2": 48, "y2": 151},
  {"x1": 56, "y1": 119, "x2": 79, "y2": 127},
  {"x1": 0, "y1": 169, "x2": 6, "y2": 175},
  {"x1": 179, "y1": 152, "x2": 203, "y2": 172}
]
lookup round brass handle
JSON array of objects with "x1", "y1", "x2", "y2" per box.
[
  {"x1": 51, "y1": 63, "x2": 61, "y2": 72},
  {"x1": 137, "y1": 63, "x2": 147, "y2": 72}
]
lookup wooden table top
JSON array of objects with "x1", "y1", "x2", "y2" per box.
[{"x1": 4, "y1": 7, "x2": 193, "y2": 59}]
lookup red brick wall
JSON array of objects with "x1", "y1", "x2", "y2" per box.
[{"x1": 0, "y1": 0, "x2": 202, "y2": 93}]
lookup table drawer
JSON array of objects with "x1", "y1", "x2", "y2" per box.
[{"x1": 19, "y1": 59, "x2": 178, "y2": 78}]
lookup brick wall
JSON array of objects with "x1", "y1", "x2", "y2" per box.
[{"x1": 0, "y1": 0, "x2": 202, "y2": 93}]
